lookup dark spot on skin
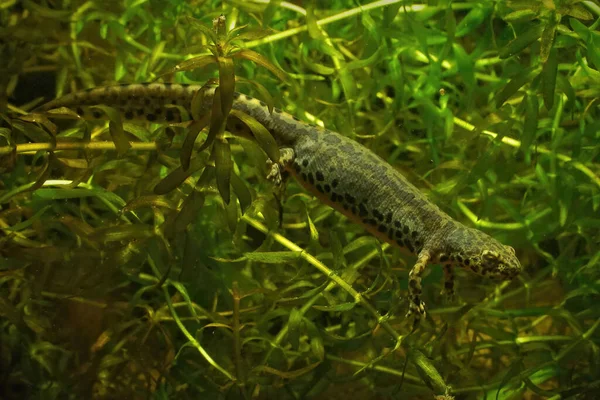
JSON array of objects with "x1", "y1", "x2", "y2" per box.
[
  {"x1": 403, "y1": 226, "x2": 410, "y2": 235},
  {"x1": 136, "y1": 108, "x2": 145, "y2": 116},
  {"x1": 395, "y1": 230, "x2": 403, "y2": 238},
  {"x1": 154, "y1": 108, "x2": 162, "y2": 115},
  {"x1": 147, "y1": 113, "x2": 156, "y2": 122},
  {"x1": 316, "y1": 171, "x2": 324, "y2": 181},
  {"x1": 294, "y1": 163, "x2": 301, "y2": 173},
  {"x1": 332, "y1": 179, "x2": 339, "y2": 188},
  {"x1": 387, "y1": 228, "x2": 395, "y2": 240},
  {"x1": 92, "y1": 110, "x2": 102, "y2": 119},
  {"x1": 166, "y1": 110, "x2": 175, "y2": 122},
  {"x1": 339, "y1": 143, "x2": 354, "y2": 153},
  {"x1": 301, "y1": 173, "x2": 307, "y2": 181},
  {"x1": 316, "y1": 184, "x2": 324, "y2": 193},
  {"x1": 233, "y1": 92, "x2": 241, "y2": 99},
  {"x1": 412, "y1": 231, "x2": 418, "y2": 238},
  {"x1": 307, "y1": 173, "x2": 314, "y2": 185},
  {"x1": 144, "y1": 98, "x2": 151, "y2": 106},
  {"x1": 246, "y1": 95, "x2": 254, "y2": 100},
  {"x1": 377, "y1": 224, "x2": 387, "y2": 233},
  {"x1": 323, "y1": 134, "x2": 341, "y2": 144},
  {"x1": 76, "y1": 107, "x2": 84, "y2": 115},
  {"x1": 259, "y1": 100, "x2": 266, "y2": 107},
  {"x1": 124, "y1": 110, "x2": 134, "y2": 120},
  {"x1": 415, "y1": 240, "x2": 422, "y2": 249},
  {"x1": 409, "y1": 279, "x2": 418, "y2": 289},
  {"x1": 274, "y1": 108, "x2": 282, "y2": 113},
  {"x1": 464, "y1": 259, "x2": 470, "y2": 266},
  {"x1": 324, "y1": 184, "x2": 331, "y2": 193},
  {"x1": 358, "y1": 203, "x2": 368, "y2": 217},
  {"x1": 386, "y1": 212, "x2": 392, "y2": 223},
  {"x1": 171, "y1": 99, "x2": 178, "y2": 105},
  {"x1": 394, "y1": 221, "x2": 401, "y2": 228},
  {"x1": 456, "y1": 255, "x2": 463, "y2": 263},
  {"x1": 292, "y1": 116, "x2": 300, "y2": 121},
  {"x1": 345, "y1": 194, "x2": 355, "y2": 204},
  {"x1": 302, "y1": 159, "x2": 309, "y2": 168},
  {"x1": 373, "y1": 209, "x2": 384, "y2": 221}
]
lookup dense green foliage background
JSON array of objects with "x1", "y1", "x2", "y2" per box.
[{"x1": 1, "y1": 0, "x2": 599, "y2": 399}]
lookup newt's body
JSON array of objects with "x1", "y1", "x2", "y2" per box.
[{"x1": 38, "y1": 83, "x2": 522, "y2": 320}]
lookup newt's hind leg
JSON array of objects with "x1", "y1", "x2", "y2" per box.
[
  {"x1": 266, "y1": 148, "x2": 295, "y2": 226},
  {"x1": 406, "y1": 252, "x2": 431, "y2": 322}
]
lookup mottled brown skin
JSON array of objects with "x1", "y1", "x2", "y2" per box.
[{"x1": 38, "y1": 83, "x2": 522, "y2": 321}]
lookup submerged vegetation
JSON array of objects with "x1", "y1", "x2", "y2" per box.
[{"x1": 1, "y1": 0, "x2": 599, "y2": 398}]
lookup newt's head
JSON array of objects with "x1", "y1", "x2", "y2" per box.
[{"x1": 442, "y1": 226, "x2": 521, "y2": 281}]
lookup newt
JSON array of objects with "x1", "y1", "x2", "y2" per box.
[{"x1": 37, "y1": 82, "x2": 522, "y2": 321}]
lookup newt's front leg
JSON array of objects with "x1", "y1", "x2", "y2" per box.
[
  {"x1": 266, "y1": 147, "x2": 295, "y2": 186},
  {"x1": 406, "y1": 252, "x2": 431, "y2": 321}
]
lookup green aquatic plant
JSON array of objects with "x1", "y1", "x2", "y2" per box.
[{"x1": 0, "y1": 0, "x2": 599, "y2": 399}]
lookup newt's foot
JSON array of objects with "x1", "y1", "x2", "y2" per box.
[
  {"x1": 405, "y1": 297, "x2": 426, "y2": 320},
  {"x1": 266, "y1": 148, "x2": 295, "y2": 186},
  {"x1": 266, "y1": 161, "x2": 284, "y2": 186},
  {"x1": 440, "y1": 287, "x2": 455, "y2": 303}
]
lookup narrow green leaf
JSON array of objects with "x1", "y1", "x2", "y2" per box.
[
  {"x1": 344, "y1": 47, "x2": 382, "y2": 71},
  {"x1": 230, "y1": 109, "x2": 280, "y2": 162},
  {"x1": 109, "y1": 120, "x2": 131, "y2": 155},
  {"x1": 214, "y1": 138, "x2": 232, "y2": 204},
  {"x1": 153, "y1": 155, "x2": 207, "y2": 195},
  {"x1": 569, "y1": 18, "x2": 590, "y2": 41},
  {"x1": 122, "y1": 195, "x2": 175, "y2": 213},
  {"x1": 233, "y1": 49, "x2": 289, "y2": 83},
  {"x1": 456, "y1": 4, "x2": 492, "y2": 37},
  {"x1": 198, "y1": 87, "x2": 224, "y2": 154},
  {"x1": 504, "y1": 10, "x2": 537, "y2": 22},
  {"x1": 230, "y1": 172, "x2": 252, "y2": 214},
  {"x1": 0, "y1": 205, "x2": 52, "y2": 232},
  {"x1": 173, "y1": 191, "x2": 206, "y2": 234},
  {"x1": 453, "y1": 43, "x2": 475, "y2": 89},
  {"x1": 565, "y1": 4, "x2": 593, "y2": 20},
  {"x1": 181, "y1": 113, "x2": 211, "y2": 171},
  {"x1": 90, "y1": 105, "x2": 130, "y2": 154},
  {"x1": 218, "y1": 56, "x2": 235, "y2": 116},
  {"x1": 498, "y1": 24, "x2": 544, "y2": 59},
  {"x1": 542, "y1": 47, "x2": 558, "y2": 110},
  {"x1": 540, "y1": 16, "x2": 557, "y2": 63},
  {"x1": 89, "y1": 224, "x2": 154, "y2": 243},
  {"x1": 409, "y1": 349, "x2": 448, "y2": 394},
  {"x1": 495, "y1": 358, "x2": 524, "y2": 400},
  {"x1": 521, "y1": 93, "x2": 538, "y2": 155},
  {"x1": 288, "y1": 308, "x2": 303, "y2": 349},
  {"x1": 172, "y1": 54, "x2": 217, "y2": 75},
  {"x1": 495, "y1": 67, "x2": 537, "y2": 107},
  {"x1": 236, "y1": 78, "x2": 275, "y2": 113},
  {"x1": 186, "y1": 16, "x2": 218, "y2": 43}
]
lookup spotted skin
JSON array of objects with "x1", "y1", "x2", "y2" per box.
[{"x1": 38, "y1": 83, "x2": 522, "y2": 322}]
